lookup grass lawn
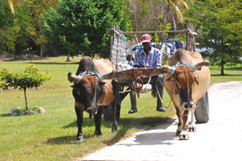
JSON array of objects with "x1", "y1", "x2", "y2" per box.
[{"x1": 0, "y1": 56, "x2": 241, "y2": 160}]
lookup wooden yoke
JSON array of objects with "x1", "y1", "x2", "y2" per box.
[{"x1": 101, "y1": 67, "x2": 169, "y2": 80}]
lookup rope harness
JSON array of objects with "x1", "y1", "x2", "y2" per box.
[
  {"x1": 75, "y1": 71, "x2": 103, "y2": 84},
  {"x1": 176, "y1": 62, "x2": 196, "y2": 103}
]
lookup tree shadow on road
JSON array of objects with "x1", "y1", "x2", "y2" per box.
[
  {"x1": 46, "y1": 117, "x2": 176, "y2": 145},
  {"x1": 103, "y1": 118, "x2": 178, "y2": 146}
]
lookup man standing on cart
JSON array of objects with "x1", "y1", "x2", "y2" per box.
[{"x1": 129, "y1": 34, "x2": 165, "y2": 113}]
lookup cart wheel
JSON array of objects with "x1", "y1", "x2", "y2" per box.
[
  {"x1": 103, "y1": 103, "x2": 121, "y2": 121},
  {"x1": 195, "y1": 91, "x2": 209, "y2": 123},
  {"x1": 103, "y1": 108, "x2": 113, "y2": 121}
]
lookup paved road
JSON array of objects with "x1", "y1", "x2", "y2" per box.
[{"x1": 82, "y1": 81, "x2": 242, "y2": 161}]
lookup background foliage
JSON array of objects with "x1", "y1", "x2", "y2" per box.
[
  {"x1": 0, "y1": 0, "x2": 241, "y2": 72},
  {"x1": 42, "y1": 0, "x2": 131, "y2": 58},
  {"x1": 184, "y1": 0, "x2": 242, "y2": 75}
]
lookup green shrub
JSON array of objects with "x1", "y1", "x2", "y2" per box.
[{"x1": 0, "y1": 64, "x2": 52, "y2": 110}]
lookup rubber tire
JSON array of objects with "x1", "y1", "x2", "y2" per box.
[{"x1": 195, "y1": 91, "x2": 209, "y2": 123}]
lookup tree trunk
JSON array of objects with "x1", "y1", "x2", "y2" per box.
[
  {"x1": 24, "y1": 89, "x2": 28, "y2": 110},
  {"x1": 40, "y1": 44, "x2": 43, "y2": 59},
  {"x1": 66, "y1": 54, "x2": 70, "y2": 61},
  {"x1": 172, "y1": 15, "x2": 177, "y2": 31},
  {"x1": 221, "y1": 59, "x2": 225, "y2": 75}
]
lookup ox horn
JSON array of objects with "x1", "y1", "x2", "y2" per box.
[
  {"x1": 194, "y1": 61, "x2": 209, "y2": 70},
  {"x1": 67, "y1": 72, "x2": 82, "y2": 83},
  {"x1": 162, "y1": 65, "x2": 174, "y2": 74}
]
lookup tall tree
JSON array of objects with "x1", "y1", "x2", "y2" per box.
[
  {"x1": 26, "y1": 0, "x2": 57, "y2": 58},
  {"x1": 0, "y1": 0, "x2": 34, "y2": 54},
  {"x1": 43, "y1": 0, "x2": 130, "y2": 59},
  {"x1": 124, "y1": 0, "x2": 172, "y2": 42},
  {"x1": 184, "y1": 0, "x2": 242, "y2": 75},
  {"x1": 7, "y1": 0, "x2": 22, "y2": 17},
  {"x1": 125, "y1": 0, "x2": 164, "y2": 32},
  {"x1": 1, "y1": 0, "x2": 56, "y2": 56},
  {"x1": 162, "y1": 0, "x2": 193, "y2": 30}
]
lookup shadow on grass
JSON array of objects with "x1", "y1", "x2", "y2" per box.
[
  {"x1": 29, "y1": 61, "x2": 79, "y2": 65},
  {"x1": 47, "y1": 116, "x2": 172, "y2": 145},
  {"x1": 211, "y1": 66, "x2": 242, "y2": 76},
  {"x1": 63, "y1": 116, "x2": 169, "y2": 129},
  {"x1": 211, "y1": 74, "x2": 242, "y2": 76},
  {"x1": 226, "y1": 66, "x2": 242, "y2": 71},
  {"x1": 46, "y1": 136, "x2": 77, "y2": 144},
  {"x1": 0, "y1": 114, "x2": 9, "y2": 117}
]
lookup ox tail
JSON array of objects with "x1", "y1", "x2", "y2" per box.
[
  {"x1": 151, "y1": 76, "x2": 158, "y2": 98},
  {"x1": 112, "y1": 80, "x2": 121, "y2": 105}
]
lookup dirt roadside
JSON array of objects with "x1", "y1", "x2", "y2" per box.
[{"x1": 81, "y1": 81, "x2": 242, "y2": 161}]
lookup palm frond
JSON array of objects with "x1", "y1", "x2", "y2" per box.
[
  {"x1": 8, "y1": 0, "x2": 15, "y2": 16},
  {"x1": 168, "y1": 0, "x2": 184, "y2": 22}
]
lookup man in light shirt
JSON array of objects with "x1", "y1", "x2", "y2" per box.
[{"x1": 129, "y1": 34, "x2": 165, "y2": 113}]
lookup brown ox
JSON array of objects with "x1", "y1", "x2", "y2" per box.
[
  {"x1": 163, "y1": 48, "x2": 210, "y2": 140},
  {"x1": 67, "y1": 56, "x2": 119, "y2": 141}
]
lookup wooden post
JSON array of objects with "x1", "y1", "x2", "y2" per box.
[
  {"x1": 186, "y1": 23, "x2": 196, "y2": 52},
  {"x1": 109, "y1": 24, "x2": 114, "y2": 61}
]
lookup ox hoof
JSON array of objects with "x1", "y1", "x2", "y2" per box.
[
  {"x1": 76, "y1": 134, "x2": 84, "y2": 142},
  {"x1": 111, "y1": 127, "x2": 118, "y2": 133},
  {"x1": 179, "y1": 133, "x2": 189, "y2": 140},
  {"x1": 96, "y1": 134, "x2": 102, "y2": 138},
  {"x1": 189, "y1": 127, "x2": 197, "y2": 132},
  {"x1": 94, "y1": 131, "x2": 102, "y2": 137},
  {"x1": 112, "y1": 123, "x2": 118, "y2": 132},
  {"x1": 176, "y1": 130, "x2": 181, "y2": 136}
]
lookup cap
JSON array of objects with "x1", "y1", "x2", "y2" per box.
[{"x1": 140, "y1": 34, "x2": 152, "y2": 43}]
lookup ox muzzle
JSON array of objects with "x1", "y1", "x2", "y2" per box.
[
  {"x1": 183, "y1": 101, "x2": 194, "y2": 110},
  {"x1": 86, "y1": 107, "x2": 97, "y2": 115},
  {"x1": 68, "y1": 71, "x2": 102, "y2": 115}
]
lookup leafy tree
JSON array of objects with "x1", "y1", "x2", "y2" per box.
[
  {"x1": 184, "y1": 0, "x2": 242, "y2": 75},
  {"x1": 42, "y1": 0, "x2": 130, "y2": 59},
  {"x1": 0, "y1": 64, "x2": 52, "y2": 110},
  {"x1": 125, "y1": 0, "x2": 192, "y2": 32},
  {"x1": 24, "y1": 0, "x2": 57, "y2": 58},
  {"x1": 162, "y1": 0, "x2": 193, "y2": 30},
  {"x1": 0, "y1": 0, "x2": 18, "y2": 53},
  {"x1": 125, "y1": 0, "x2": 164, "y2": 32},
  {"x1": 6, "y1": 0, "x2": 21, "y2": 17},
  {"x1": 0, "y1": 0, "x2": 36, "y2": 54},
  {"x1": 1, "y1": 0, "x2": 57, "y2": 56}
]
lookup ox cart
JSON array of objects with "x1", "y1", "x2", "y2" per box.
[{"x1": 103, "y1": 24, "x2": 209, "y2": 123}]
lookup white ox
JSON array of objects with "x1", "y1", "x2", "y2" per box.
[{"x1": 163, "y1": 48, "x2": 210, "y2": 140}]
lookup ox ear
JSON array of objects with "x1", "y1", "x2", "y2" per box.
[
  {"x1": 195, "y1": 61, "x2": 209, "y2": 70},
  {"x1": 194, "y1": 76, "x2": 199, "y2": 85},
  {"x1": 165, "y1": 76, "x2": 174, "y2": 81},
  {"x1": 99, "y1": 81, "x2": 106, "y2": 86},
  {"x1": 70, "y1": 84, "x2": 79, "y2": 89}
]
